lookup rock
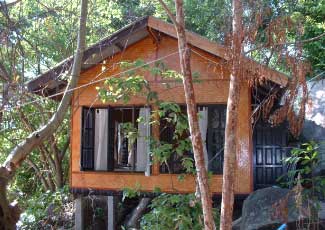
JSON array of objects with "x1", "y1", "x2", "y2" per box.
[
  {"x1": 303, "y1": 79, "x2": 325, "y2": 171},
  {"x1": 238, "y1": 187, "x2": 310, "y2": 230},
  {"x1": 232, "y1": 217, "x2": 241, "y2": 230}
]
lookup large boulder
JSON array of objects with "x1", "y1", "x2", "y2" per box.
[
  {"x1": 237, "y1": 187, "x2": 310, "y2": 230},
  {"x1": 303, "y1": 79, "x2": 325, "y2": 171}
]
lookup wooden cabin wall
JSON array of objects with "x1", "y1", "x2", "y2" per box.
[{"x1": 70, "y1": 35, "x2": 253, "y2": 195}]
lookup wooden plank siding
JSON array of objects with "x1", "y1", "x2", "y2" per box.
[
  {"x1": 148, "y1": 16, "x2": 288, "y2": 87},
  {"x1": 70, "y1": 34, "x2": 253, "y2": 195}
]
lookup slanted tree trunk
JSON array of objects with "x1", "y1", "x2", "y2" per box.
[
  {"x1": 25, "y1": 158, "x2": 50, "y2": 191},
  {"x1": 0, "y1": 167, "x2": 19, "y2": 230},
  {"x1": 0, "y1": 0, "x2": 88, "y2": 228},
  {"x1": 220, "y1": 0, "x2": 243, "y2": 229},
  {"x1": 52, "y1": 135, "x2": 70, "y2": 188},
  {"x1": 0, "y1": 65, "x2": 11, "y2": 127},
  {"x1": 158, "y1": 0, "x2": 215, "y2": 229},
  {"x1": 125, "y1": 198, "x2": 151, "y2": 228}
]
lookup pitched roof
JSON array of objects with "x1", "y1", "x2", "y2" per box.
[{"x1": 27, "y1": 16, "x2": 288, "y2": 96}]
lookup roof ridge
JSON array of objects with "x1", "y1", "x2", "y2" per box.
[{"x1": 27, "y1": 16, "x2": 288, "y2": 95}]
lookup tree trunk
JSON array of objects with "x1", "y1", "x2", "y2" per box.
[
  {"x1": 18, "y1": 109, "x2": 56, "y2": 191},
  {"x1": 158, "y1": 0, "x2": 216, "y2": 229},
  {"x1": 58, "y1": 135, "x2": 70, "y2": 186},
  {"x1": 0, "y1": 0, "x2": 88, "y2": 228},
  {"x1": 0, "y1": 167, "x2": 19, "y2": 230},
  {"x1": 25, "y1": 158, "x2": 50, "y2": 191},
  {"x1": 125, "y1": 198, "x2": 151, "y2": 228},
  {"x1": 220, "y1": 1, "x2": 243, "y2": 230},
  {"x1": 51, "y1": 136, "x2": 69, "y2": 188},
  {"x1": 54, "y1": 150, "x2": 64, "y2": 188},
  {"x1": 19, "y1": 108, "x2": 69, "y2": 189},
  {"x1": 0, "y1": 83, "x2": 9, "y2": 127}
]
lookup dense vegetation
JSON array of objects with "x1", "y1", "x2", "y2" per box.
[{"x1": 0, "y1": 0, "x2": 324, "y2": 229}]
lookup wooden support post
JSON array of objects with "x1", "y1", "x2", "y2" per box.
[
  {"x1": 151, "y1": 105, "x2": 160, "y2": 175},
  {"x1": 107, "y1": 196, "x2": 116, "y2": 230},
  {"x1": 75, "y1": 196, "x2": 83, "y2": 230}
]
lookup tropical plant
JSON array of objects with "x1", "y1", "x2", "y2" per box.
[
  {"x1": 279, "y1": 141, "x2": 325, "y2": 198},
  {"x1": 140, "y1": 193, "x2": 220, "y2": 230}
]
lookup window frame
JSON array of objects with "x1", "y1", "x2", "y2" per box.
[
  {"x1": 80, "y1": 105, "x2": 150, "y2": 173},
  {"x1": 159, "y1": 103, "x2": 227, "y2": 174}
]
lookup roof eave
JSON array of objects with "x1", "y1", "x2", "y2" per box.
[
  {"x1": 27, "y1": 16, "x2": 288, "y2": 97},
  {"x1": 27, "y1": 16, "x2": 150, "y2": 95}
]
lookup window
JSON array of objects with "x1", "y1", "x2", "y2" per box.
[
  {"x1": 159, "y1": 107, "x2": 193, "y2": 173},
  {"x1": 206, "y1": 105, "x2": 226, "y2": 174},
  {"x1": 80, "y1": 104, "x2": 226, "y2": 174},
  {"x1": 159, "y1": 104, "x2": 226, "y2": 174},
  {"x1": 80, "y1": 106, "x2": 150, "y2": 173}
]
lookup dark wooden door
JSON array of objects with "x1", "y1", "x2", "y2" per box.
[{"x1": 253, "y1": 122, "x2": 290, "y2": 190}]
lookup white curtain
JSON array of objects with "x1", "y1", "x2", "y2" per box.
[
  {"x1": 117, "y1": 123, "x2": 124, "y2": 165},
  {"x1": 136, "y1": 107, "x2": 151, "y2": 175},
  {"x1": 94, "y1": 109, "x2": 108, "y2": 171},
  {"x1": 199, "y1": 107, "x2": 208, "y2": 169}
]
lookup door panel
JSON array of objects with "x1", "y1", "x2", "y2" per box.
[{"x1": 253, "y1": 122, "x2": 290, "y2": 190}]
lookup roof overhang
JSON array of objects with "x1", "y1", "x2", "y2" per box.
[
  {"x1": 27, "y1": 16, "x2": 288, "y2": 97},
  {"x1": 27, "y1": 16, "x2": 150, "y2": 97}
]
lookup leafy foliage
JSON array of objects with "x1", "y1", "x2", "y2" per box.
[
  {"x1": 17, "y1": 186, "x2": 73, "y2": 230},
  {"x1": 293, "y1": 0, "x2": 325, "y2": 77},
  {"x1": 151, "y1": 102, "x2": 194, "y2": 174},
  {"x1": 96, "y1": 59, "x2": 197, "y2": 174},
  {"x1": 0, "y1": 0, "x2": 323, "y2": 228},
  {"x1": 286, "y1": 142, "x2": 320, "y2": 178},
  {"x1": 97, "y1": 76, "x2": 149, "y2": 103},
  {"x1": 140, "y1": 193, "x2": 220, "y2": 230},
  {"x1": 122, "y1": 182, "x2": 143, "y2": 202},
  {"x1": 279, "y1": 141, "x2": 325, "y2": 198}
]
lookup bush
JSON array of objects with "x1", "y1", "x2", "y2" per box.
[
  {"x1": 279, "y1": 141, "x2": 325, "y2": 192},
  {"x1": 140, "y1": 193, "x2": 220, "y2": 230},
  {"x1": 17, "y1": 186, "x2": 73, "y2": 230}
]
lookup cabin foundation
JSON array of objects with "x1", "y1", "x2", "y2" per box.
[
  {"x1": 74, "y1": 197, "x2": 84, "y2": 230},
  {"x1": 107, "y1": 196, "x2": 116, "y2": 230},
  {"x1": 74, "y1": 195, "x2": 117, "y2": 230}
]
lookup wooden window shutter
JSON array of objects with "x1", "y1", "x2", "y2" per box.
[
  {"x1": 207, "y1": 105, "x2": 226, "y2": 174},
  {"x1": 107, "y1": 106, "x2": 114, "y2": 171},
  {"x1": 81, "y1": 107, "x2": 95, "y2": 170}
]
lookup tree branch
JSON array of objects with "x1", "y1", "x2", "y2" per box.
[
  {"x1": 125, "y1": 198, "x2": 151, "y2": 228},
  {"x1": 157, "y1": 0, "x2": 178, "y2": 27},
  {"x1": 3, "y1": 0, "x2": 88, "y2": 170},
  {"x1": 245, "y1": 32, "x2": 325, "y2": 54},
  {"x1": 18, "y1": 109, "x2": 57, "y2": 175},
  {"x1": 25, "y1": 158, "x2": 49, "y2": 191},
  {"x1": 0, "y1": 0, "x2": 89, "y2": 227},
  {"x1": 0, "y1": 62, "x2": 10, "y2": 82},
  {"x1": 0, "y1": 0, "x2": 22, "y2": 9},
  {"x1": 59, "y1": 135, "x2": 70, "y2": 161}
]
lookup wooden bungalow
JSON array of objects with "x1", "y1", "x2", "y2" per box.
[{"x1": 28, "y1": 16, "x2": 291, "y2": 198}]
